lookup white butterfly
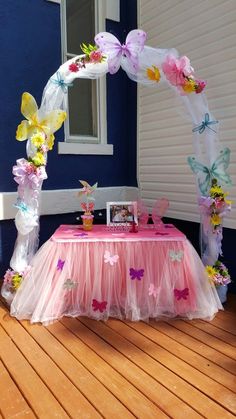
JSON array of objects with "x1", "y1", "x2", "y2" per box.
[
  {"x1": 169, "y1": 250, "x2": 184, "y2": 262},
  {"x1": 104, "y1": 250, "x2": 119, "y2": 266}
]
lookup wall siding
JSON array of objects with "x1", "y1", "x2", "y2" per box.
[{"x1": 138, "y1": 0, "x2": 236, "y2": 229}]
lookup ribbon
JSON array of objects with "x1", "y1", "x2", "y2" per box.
[
  {"x1": 51, "y1": 71, "x2": 73, "y2": 93},
  {"x1": 192, "y1": 113, "x2": 218, "y2": 134}
]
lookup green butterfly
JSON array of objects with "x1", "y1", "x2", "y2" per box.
[{"x1": 187, "y1": 148, "x2": 232, "y2": 196}]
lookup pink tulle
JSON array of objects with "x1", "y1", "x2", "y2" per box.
[{"x1": 10, "y1": 225, "x2": 222, "y2": 325}]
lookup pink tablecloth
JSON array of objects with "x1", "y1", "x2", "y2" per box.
[{"x1": 10, "y1": 224, "x2": 222, "y2": 325}]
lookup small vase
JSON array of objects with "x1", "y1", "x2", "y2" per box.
[
  {"x1": 216, "y1": 284, "x2": 228, "y2": 304},
  {"x1": 81, "y1": 213, "x2": 94, "y2": 231}
]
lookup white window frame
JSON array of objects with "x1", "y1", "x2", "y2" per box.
[{"x1": 58, "y1": 0, "x2": 113, "y2": 155}]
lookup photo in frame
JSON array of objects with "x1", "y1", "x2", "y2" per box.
[{"x1": 106, "y1": 201, "x2": 138, "y2": 226}]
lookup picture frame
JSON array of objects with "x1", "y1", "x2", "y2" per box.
[{"x1": 106, "y1": 201, "x2": 138, "y2": 226}]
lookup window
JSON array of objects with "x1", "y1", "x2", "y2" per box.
[{"x1": 59, "y1": 0, "x2": 112, "y2": 155}]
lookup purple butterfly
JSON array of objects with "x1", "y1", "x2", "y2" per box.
[
  {"x1": 73, "y1": 232, "x2": 88, "y2": 237},
  {"x1": 95, "y1": 29, "x2": 146, "y2": 74},
  {"x1": 155, "y1": 232, "x2": 169, "y2": 236},
  {"x1": 174, "y1": 288, "x2": 189, "y2": 300},
  {"x1": 57, "y1": 258, "x2": 65, "y2": 271},
  {"x1": 92, "y1": 299, "x2": 107, "y2": 313},
  {"x1": 129, "y1": 268, "x2": 144, "y2": 280}
]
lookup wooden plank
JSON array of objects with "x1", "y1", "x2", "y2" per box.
[
  {"x1": 122, "y1": 320, "x2": 236, "y2": 392},
  {"x1": 150, "y1": 320, "x2": 236, "y2": 375},
  {"x1": 0, "y1": 325, "x2": 69, "y2": 418},
  {"x1": 20, "y1": 319, "x2": 135, "y2": 419},
  {"x1": 48, "y1": 319, "x2": 169, "y2": 419},
  {"x1": 174, "y1": 320, "x2": 236, "y2": 360},
  {"x1": 69, "y1": 318, "x2": 204, "y2": 418},
  {"x1": 0, "y1": 359, "x2": 36, "y2": 419},
  {"x1": 105, "y1": 319, "x2": 236, "y2": 416},
  {"x1": 0, "y1": 305, "x2": 101, "y2": 419},
  {"x1": 186, "y1": 319, "x2": 236, "y2": 347},
  {"x1": 211, "y1": 311, "x2": 236, "y2": 335}
]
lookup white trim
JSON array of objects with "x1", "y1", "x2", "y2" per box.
[
  {"x1": 106, "y1": 0, "x2": 120, "y2": 22},
  {"x1": 58, "y1": 142, "x2": 113, "y2": 155},
  {"x1": 0, "y1": 187, "x2": 138, "y2": 220}
]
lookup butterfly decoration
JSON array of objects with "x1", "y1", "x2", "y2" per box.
[
  {"x1": 73, "y1": 232, "x2": 88, "y2": 237},
  {"x1": 16, "y1": 92, "x2": 66, "y2": 141},
  {"x1": 78, "y1": 180, "x2": 98, "y2": 198},
  {"x1": 137, "y1": 198, "x2": 169, "y2": 229},
  {"x1": 148, "y1": 283, "x2": 159, "y2": 298},
  {"x1": 63, "y1": 279, "x2": 78, "y2": 290},
  {"x1": 155, "y1": 232, "x2": 169, "y2": 236},
  {"x1": 192, "y1": 113, "x2": 218, "y2": 134},
  {"x1": 174, "y1": 288, "x2": 189, "y2": 300},
  {"x1": 104, "y1": 250, "x2": 119, "y2": 266},
  {"x1": 81, "y1": 202, "x2": 94, "y2": 212},
  {"x1": 92, "y1": 299, "x2": 107, "y2": 313},
  {"x1": 50, "y1": 71, "x2": 74, "y2": 93},
  {"x1": 14, "y1": 200, "x2": 29, "y2": 213},
  {"x1": 95, "y1": 29, "x2": 147, "y2": 74},
  {"x1": 187, "y1": 148, "x2": 232, "y2": 196},
  {"x1": 129, "y1": 268, "x2": 144, "y2": 280},
  {"x1": 57, "y1": 259, "x2": 65, "y2": 271},
  {"x1": 169, "y1": 250, "x2": 184, "y2": 262}
]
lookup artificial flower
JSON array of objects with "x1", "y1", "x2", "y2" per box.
[
  {"x1": 146, "y1": 65, "x2": 161, "y2": 82},
  {"x1": 211, "y1": 213, "x2": 222, "y2": 226},
  {"x1": 182, "y1": 78, "x2": 196, "y2": 93},
  {"x1": 206, "y1": 265, "x2": 217, "y2": 278},
  {"x1": 69, "y1": 62, "x2": 80, "y2": 72},
  {"x1": 206, "y1": 261, "x2": 231, "y2": 286},
  {"x1": 89, "y1": 50, "x2": 103, "y2": 63},
  {"x1": 16, "y1": 92, "x2": 66, "y2": 142},
  {"x1": 162, "y1": 54, "x2": 194, "y2": 87},
  {"x1": 31, "y1": 152, "x2": 46, "y2": 167},
  {"x1": 31, "y1": 132, "x2": 45, "y2": 148},
  {"x1": 210, "y1": 184, "x2": 224, "y2": 197},
  {"x1": 195, "y1": 80, "x2": 207, "y2": 94},
  {"x1": 13, "y1": 158, "x2": 47, "y2": 189},
  {"x1": 12, "y1": 273, "x2": 23, "y2": 290}
]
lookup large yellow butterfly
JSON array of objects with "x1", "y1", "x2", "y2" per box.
[{"x1": 16, "y1": 92, "x2": 67, "y2": 141}]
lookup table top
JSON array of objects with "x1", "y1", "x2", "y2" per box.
[{"x1": 51, "y1": 224, "x2": 186, "y2": 243}]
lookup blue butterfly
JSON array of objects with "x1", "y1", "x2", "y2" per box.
[{"x1": 187, "y1": 148, "x2": 232, "y2": 196}]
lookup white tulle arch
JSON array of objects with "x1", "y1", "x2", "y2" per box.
[{"x1": 2, "y1": 29, "x2": 232, "y2": 303}]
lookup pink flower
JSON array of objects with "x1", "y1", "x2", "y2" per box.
[
  {"x1": 3, "y1": 269, "x2": 14, "y2": 284},
  {"x1": 195, "y1": 79, "x2": 206, "y2": 94},
  {"x1": 162, "y1": 54, "x2": 194, "y2": 87},
  {"x1": 69, "y1": 62, "x2": 80, "y2": 72},
  {"x1": 89, "y1": 50, "x2": 102, "y2": 63}
]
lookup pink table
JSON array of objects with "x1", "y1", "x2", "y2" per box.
[{"x1": 10, "y1": 224, "x2": 222, "y2": 324}]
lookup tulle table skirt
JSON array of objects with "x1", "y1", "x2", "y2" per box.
[{"x1": 10, "y1": 225, "x2": 222, "y2": 325}]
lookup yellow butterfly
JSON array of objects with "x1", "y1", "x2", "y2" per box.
[{"x1": 16, "y1": 92, "x2": 67, "y2": 141}]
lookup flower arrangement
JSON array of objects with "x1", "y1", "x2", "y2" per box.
[
  {"x1": 78, "y1": 180, "x2": 98, "y2": 230},
  {"x1": 68, "y1": 43, "x2": 104, "y2": 73},
  {"x1": 3, "y1": 267, "x2": 30, "y2": 293},
  {"x1": 206, "y1": 261, "x2": 231, "y2": 287},
  {"x1": 161, "y1": 54, "x2": 206, "y2": 95},
  {"x1": 199, "y1": 179, "x2": 231, "y2": 231}
]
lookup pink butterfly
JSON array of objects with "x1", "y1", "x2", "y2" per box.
[
  {"x1": 137, "y1": 198, "x2": 169, "y2": 229},
  {"x1": 148, "y1": 284, "x2": 159, "y2": 298},
  {"x1": 92, "y1": 299, "x2": 107, "y2": 313},
  {"x1": 95, "y1": 29, "x2": 146, "y2": 74},
  {"x1": 174, "y1": 288, "x2": 189, "y2": 300},
  {"x1": 104, "y1": 250, "x2": 119, "y2": 266}
]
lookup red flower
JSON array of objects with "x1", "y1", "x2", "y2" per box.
[
  {"x1": 69, "y1": 62, "x2": 80, "y2": 72},
  {"x1": 89, "y1": 50, "x2": 102, "y2": 63},
  {"x1": 195, "y1": 79, "x2": 206, "y2": 94}
]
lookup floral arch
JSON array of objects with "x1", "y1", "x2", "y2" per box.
[{"x1": 2, "y1": 29, "x2": 232, "y2": 302}]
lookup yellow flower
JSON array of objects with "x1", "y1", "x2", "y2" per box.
[
  {"x1": 206, "y1": 265, "x2": 217, "y2": 278},
  {"x1": 31, "y1": 132, "x2": 45, "y2": 148},
  {"x1": 146, "y1": 65, "x2": 161, "y2": 82},
  {"x1": 210, "y1": 185, "x2": 223, "y2": 196},
  {"x1": 12, "y1": 274, "x2": 22, "y2": 290},
  {"x1": 47, "y1": 134, "x2": 55, "y2": 151},
  {"x1": 211, "y1": 214, "x2": 222, "y2": 226},
  {"x1": 182, "y1": 79, "x2": 196, "y2": 93},
  {"x1": 32, "y1": 152, "x2": 45, "y2": 167},
  {"x1": 225, "y1": 199, "x2": 232, "y2": 205}
]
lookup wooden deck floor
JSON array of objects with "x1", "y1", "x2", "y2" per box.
[{"x1": 0, "y1": 296, "x2": 235, "y2": 419}]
